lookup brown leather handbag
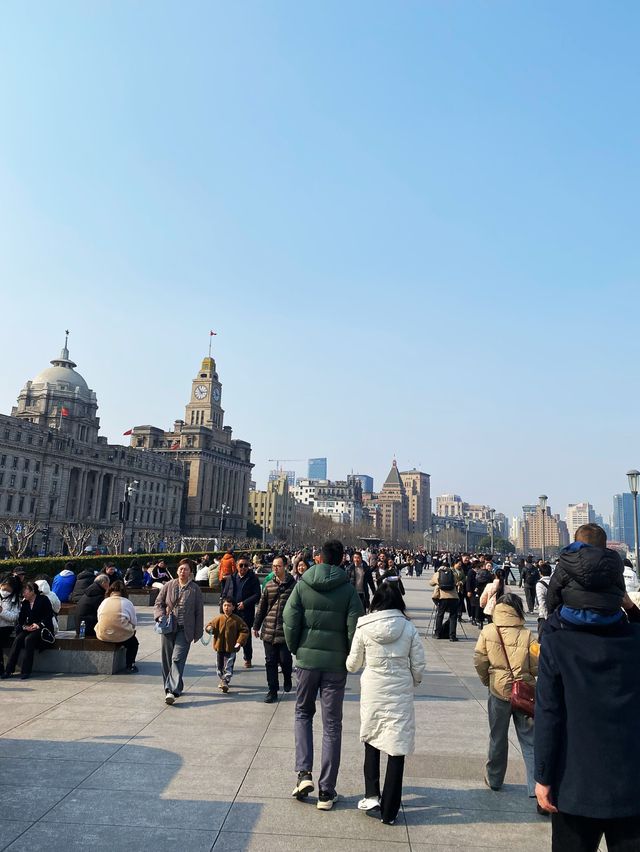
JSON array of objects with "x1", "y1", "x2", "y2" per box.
[{"x1": 496, "y1": 626, "x2": 535, "y2": 718}]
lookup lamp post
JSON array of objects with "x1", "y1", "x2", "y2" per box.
[
  {"x1": 627, "y1": 471, "x2": 640, "y2": 573},
  {"x1": 219, "y1": 503, "x2": 230, "y2": 538},
  {"x1": 489, "y1": 509, "x2": 495, "y2": 555},
  {"x1": 464, "y1": 518, "x2": 469, "y2": 553},
  {"x1": 119, "y1": 480, "x2": 139, "y2": 554},
  {"x1": 539, "y1": 495, "x2": 548, "y2": 561}
]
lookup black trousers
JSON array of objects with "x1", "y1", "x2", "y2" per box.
[
  {"x1": 435, "y1": 599, "x2": 458, "y2": 639},
  {"x1": 552, "y1": 811, "x2": 640, "y2": 852},
  {"x1": 263, "y1": 640, "x2": 292, "y2": 694},
  {"x1": 120, "y1": 634, "x2": 139, "y2": 668},
  {"x1": 364, "y1": 742, "x2": 404, "y2": 823},
  {"x1": 0, "y1": 626, "x2": 14, "y2": 673},
  {"x1": 238, "y1": 614, "x2": 254, "y2": 661},
  {"x1": 524, "y1": 585, "x2": 536, "y2": 612},
  {"x1": 5, "y1": 630, "x2": 44, "y2": 676}
]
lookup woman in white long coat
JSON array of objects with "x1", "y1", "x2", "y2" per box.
[{"x1": 346, "y1": 581, "x2": 426, "y2": 825}]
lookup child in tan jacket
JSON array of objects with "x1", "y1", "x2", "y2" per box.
[{"x1": 205, "y1": 597, "x2": 249, "y2": 692}]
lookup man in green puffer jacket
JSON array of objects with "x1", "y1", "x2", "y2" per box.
[{"x1": 283, "y1": 539, "x2": 363, "y2": 811}]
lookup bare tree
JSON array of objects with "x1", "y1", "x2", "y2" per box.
[
  {"x1": 0, "y1": 518, "x2": 41, "y2": 558},
  {"x1": 61, "y1": 523, "x2": 95, "y2": 557},
  {"x1": 102, "y1": 527, "x2": 124, "y2": 555},
  {"x1": 139, "y1": 528, "x2": 159, "y2": 553},
  {"x1": 163, "y1": 533, "x2": 181, "y2": 554}
]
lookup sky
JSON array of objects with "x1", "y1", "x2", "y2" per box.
[{"x1": 1, "y1": 1, "x2": 639, "y2": 523}]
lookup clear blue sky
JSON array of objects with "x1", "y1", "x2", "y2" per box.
[{"x1": 1, "y1": 1, "x2": 638, "y2": 523}]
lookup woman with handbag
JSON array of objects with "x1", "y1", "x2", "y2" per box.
[
  {"x1": 473, "y1": 593, "x2": 542, "y2": 813},
  {"x1": 1, "y1": 581, "x2": 55, "y2": 680},
  {"x1": 154, "y1": 558, "x2": 204, "y2": 704}
]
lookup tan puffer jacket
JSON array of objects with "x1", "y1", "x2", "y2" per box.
[{"x1": 473, "y1": 602, "x2": 537, "y2": 701}]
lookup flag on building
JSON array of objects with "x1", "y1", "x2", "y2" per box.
[
  {"x1": 170, "y1": 440, "x2": 180, "y2": 450},
  {"x1": 123, "y1": 428, "x2": 133, "y2": 436},
  {"x1": 210, "y1": 330, "x2": 217, "y2": 336},
  {"x1": 60, "y1": 407, "x2": 70, "y2": 417}
]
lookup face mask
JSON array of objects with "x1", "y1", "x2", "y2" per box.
[{"x1": 0, "y1": 591, "x2": 11, "y2": 599}]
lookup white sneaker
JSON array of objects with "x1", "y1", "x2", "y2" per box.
[
  {"x1": 165, "y1": 692, "x2": 175, "y2": 705},
  {"x1": 317, "y1": 791, "x2": 339, "y2": 810},
  {"x1": 357, "y1": 796, "x2": 380, "y2": 811}
]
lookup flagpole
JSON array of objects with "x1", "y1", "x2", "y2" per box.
[{"x1": 208, "y1": 333, "x2": 212, "y2": 358}]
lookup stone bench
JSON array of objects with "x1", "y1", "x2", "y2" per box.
[
  {"x1": 22, "y1": 633, "x2": 127, "y2": 675},
  {"x1": 127, "y1": 588, "x2": 159, "y2": 607},
  {"x1": 57, "y1": 602, "x2": 77, "y2": 631}
]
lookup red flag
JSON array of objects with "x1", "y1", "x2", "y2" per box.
[
  {"x1": 60, "y1": 407, "x2": 70, "y2": 417},
  {"x1": 210, "y1": 330, "x2": 217, "y2": 336},
  {"x1": 123, "y1": 428, "x2": 133, "y2": 436},
  {"x1": 170, "y1": 440, "x2": 180, "y2": 450}
]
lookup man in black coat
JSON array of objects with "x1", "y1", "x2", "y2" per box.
[
  {"x1": 520, "y1": 560, "x2": 540, "y2": 613},
  {"x1": 535, "y1": 524, "x2": 640, "y2": 849},
  {"x1": 74, "y1": 574, "x2": 109, "y2": 637},
  {"x1": 222, "y1": 556, "x2": 261, "y2": 668},
  {"x1": 70, "y1": 567, "x2": 98, "y2": 603}
]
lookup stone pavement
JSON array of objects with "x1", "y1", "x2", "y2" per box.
[{"x1": 0, "y1": 577, "x2": 553, "y2": 851}]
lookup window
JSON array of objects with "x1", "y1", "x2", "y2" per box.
[
  {"x1": 9, "y1": 474, "x2": 16, "y2": 487},
  {"x1": 16, "y1": 433, "x2": 21, "y2": 442},
  {"x1": 21, "y1": 475, "x2": 27, "y2": 489},
  {"x1": 0, "y1": 455, "x2": 5, "y2": 467},
  {"x1": 6, "y1": 495, "x2": 13, "y2": 512},
  {"x1": 54, "y1": 464, "x2": 59, "y2": 474},
  {"x1": 27, "y1": 434, "x2": 32, "y2": 445},
  {"x1": 24, "y1": 459, "x2": 30, "y2": 471},
  {"x1": 12, "y1": 458, "x2": 18, "y2": 470},
  {"x1": 32, "y1": 477, "x2": 39, "y2": 490},
  {"x1": 35, "y1": 461, "x2": 40, "y2": 472},
  {"x1": 29, "y1": 498, "x2": 35, "y2": 514},
  {"x1": 18, "y1": 497, "x2": 24, "y2": 513},
  {"x1": 0, "y1": 473, "x2": 3, "y2": 486}
]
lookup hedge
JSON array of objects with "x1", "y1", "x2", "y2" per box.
[{"x1": 0, "y1": 550, "x2": 271, "y2": 580}]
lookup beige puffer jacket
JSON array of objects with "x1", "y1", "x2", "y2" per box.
[{"x1": 473, "y1": 602, "x2": 537, "y2": 701}]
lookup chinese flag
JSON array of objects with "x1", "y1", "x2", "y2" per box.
[
  {"x1": 123, "y1": 429, "x2": 133, "y2": 436},
  {"x1": 60, "y1": 407, "x2": 70, "y2": 417},
  {"x1": 210, "y1": 330, "x2": 217, "y2": 336},
  {"x1": 170, "y1": 441, "x2": 180, "y2": 450}
]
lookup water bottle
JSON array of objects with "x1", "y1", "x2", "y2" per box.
[{"x1": 79, "y1": 620, "x2": 86, "y2": 639}]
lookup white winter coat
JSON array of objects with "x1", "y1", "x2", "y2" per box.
[
  {"x1": 0, "y1": 594, "x2": 20, "y2": 628},
  {"x1": 346, "y1": 609, "x2": 426, "y2": 756}
]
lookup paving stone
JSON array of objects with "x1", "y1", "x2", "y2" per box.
[{"x1": 4, "y1": 823, "x2": 218, "y2": 852}]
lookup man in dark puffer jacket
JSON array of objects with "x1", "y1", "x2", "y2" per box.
[{"x1": 546, "y1": 523, "x2": 625, "y2": 616}]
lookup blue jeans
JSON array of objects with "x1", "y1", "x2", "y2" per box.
[
  {"x1": 294, "y1": 667, "x2": 347, "y2": 796},
  {"x1": 217, "y1": 651, "x2": 236, "y2": 684}
]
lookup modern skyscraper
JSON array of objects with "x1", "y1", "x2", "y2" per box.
[
  {"x1": 308, "y1": 457, "x2": 327, "y2": 480},
  {"x1": 612, "y1": 493, "x2": 639, "y2": 549},
  {"x1": 350, "y1": 474, "x2": 374, "y2": 494}
]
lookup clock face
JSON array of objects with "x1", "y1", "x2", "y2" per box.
[
  {"x1": 212, "y1": 387, "x2": 221, "y2": 402},
  {"x1": 194, "y1": 384, "x2": 208, "y2": 400}
]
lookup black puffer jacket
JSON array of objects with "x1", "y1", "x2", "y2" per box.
[{"x1": 547, "y1": 543, "x2": 625, "y2": 614}]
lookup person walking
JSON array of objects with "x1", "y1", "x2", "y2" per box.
[
  {"x1": 347, "y1": 551, "x2": 376, "y2": 614},
  {"x1": 253, "y1": 555, "x2": 295, "y2": 703},
  {"x1": 535, "y1": 523, "x2": 640, "y2": 849},
  {"x1": 346, "y1": 583, "x2": 425, "y2": 825},
  {"x1": 430, "y1": 561, "x2": 462, "y2": 641},
  {"x1": 154, "y1": 558, "x2": 204, "y2": 704},
  {"x1": 283, "y1": 539, "x2": 363, "y2": 810},
  {"x1": 521, "y1": 559, "x2": 540, "y2": 613},
  {"x1": 205, "y1": 597, "x2": 249, "y2": 693},
  {"x1": 479, "y1": 568, "x2": 505, "y2": 624},
  {"x1": 473, "y1": 593, "x2": 538, "y2": 809},
  {"x1": 222, "y1": 555, "x2": 261, "y2": 668}
]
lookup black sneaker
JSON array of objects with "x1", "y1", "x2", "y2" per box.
[
  {"x1": 317, "y1": 790, "x2": 338, "y2": 810},
  {"x1": 283, "y1": 677, "x2": 292, "y2": 693},
  {"x1": 292, "y1": 771, "x2": 314, "y2": 799},
  {"x1": 127, "y1": 665, "x2": 139, "y2": 673},
  {"x1": 263, "y1": 691, "x2": 278, "y2": 704}
]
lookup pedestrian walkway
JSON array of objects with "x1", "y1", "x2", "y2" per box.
[{"x1": 0, "y1": 577, "x2": 551, "y2": 851}]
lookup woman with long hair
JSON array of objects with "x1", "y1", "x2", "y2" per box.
[
  {"x1": 480, "y1": 568, "x2": 505, "y2": 624},
  {"x1": 346, "y1": 583, "x2": 425, "y2": 825}
]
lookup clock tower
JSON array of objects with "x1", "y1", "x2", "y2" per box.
[{"x1": 185, "y1": 356, "x2": 224, "y2": 430}]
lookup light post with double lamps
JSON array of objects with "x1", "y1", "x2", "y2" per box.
[
  {"x1": 489, "y1": 509, "x2": 495, "y2": 555},
  {"x1": 218, "y1": 503, "x2": 231, "y2": 540},
  {"x1": 627, "y1": 470, "x2": 640, "y2": 573},
  {"x1": 539, "y1": 495, "x2": 548, "y2": 561},
  {"x1": 119, "y1": 480, "x2": 140, "y2": 554}
]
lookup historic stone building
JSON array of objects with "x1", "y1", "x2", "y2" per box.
[
  {"x1": 130, "y1": 354, "x2": 253, "y2": 538},
  {"x1": 0, "y1": 337, "x2": 184, "y2": 554},
  {"x1": 399, "y1": 469, "x2": 431, "y2": 536},
  {"x1": 378, "y1": 461, "x2": 410, "y2": 541}
]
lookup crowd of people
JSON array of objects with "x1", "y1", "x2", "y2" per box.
[{"x1": 2, "y1": 528, "x2": 640, "y2": 849}]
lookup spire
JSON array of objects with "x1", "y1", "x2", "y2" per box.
[
  {"x1": 51, "y1": 329, "x2": 77, "y2": 369},
  {"x1": 383, "y1": 459, "x2": 403, "y2": 489}
]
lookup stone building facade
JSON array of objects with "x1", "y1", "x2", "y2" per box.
[
  {"x1": 130, "y1": 355, "x2": 253, "y2": 538},
  {"x1": 0, "y1": 339, "x2": 184, "y2": 554},
  {"x1": 399, "y1": 469, "x2": 432, "y2": 536}
]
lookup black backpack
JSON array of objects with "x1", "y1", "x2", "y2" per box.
[
  {"x1": 476, "y1": 568, "x2": 492, "y2": 586},
  {"x1": 439, "y1": 567, "x2": 455, "y2": 591}
]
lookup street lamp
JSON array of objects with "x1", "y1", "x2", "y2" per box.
[
  {"x1": 219, "y1": 503, "x2": 231, "y2": 538},
  {"x1": 119, "y1": 480, "x2": 139, "y2": 554},
  {"x1": 539, "y1": 495, "x2": 548, "y2": 561},
  {"x1": 489, "y1": 509, "x2": 495, "y2": 555},
  {"x1": 627, "y1": 470, "x2": 640, "y2": 572}
]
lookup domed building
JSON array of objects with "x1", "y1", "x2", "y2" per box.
[{"x1": 0, "y1": 336, "x2": 184, "y2": 556}]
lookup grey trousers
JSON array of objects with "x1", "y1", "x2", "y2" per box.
[
  {"x1": 161, "y1": 627, "x2": 191, "y2": 695},
  {"x1": 486, "y1": 692, "x2": 535, "y2": 796},
  {"x1": 294, "y1": 667, "x2": 347, "y2": 796}
]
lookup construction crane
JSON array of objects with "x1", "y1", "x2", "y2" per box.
[{"x1": 268, "y1": 458, "x2": 306, "y2": 474}]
